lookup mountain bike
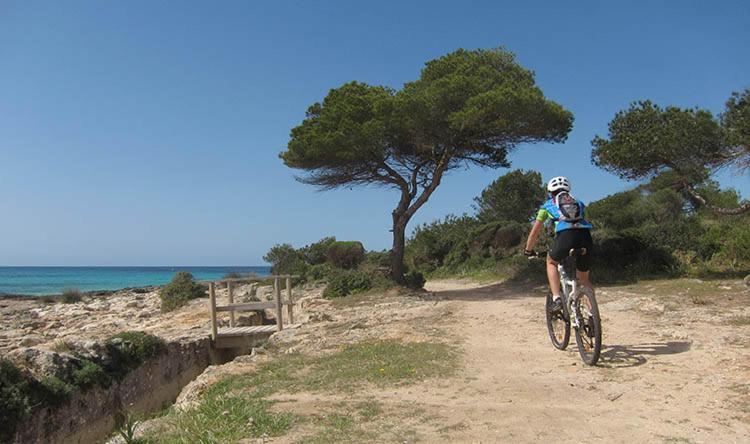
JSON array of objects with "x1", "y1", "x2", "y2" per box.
[{"x1": 532, "y1": 248, "x2": 602, "y2": 365}]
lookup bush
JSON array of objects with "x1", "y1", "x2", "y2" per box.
[
  {"x1": 323, "y1": 270, "x2": 373, "y2": 298},
  {"x1": 72, "y1": 360, "x2": 108, "y2": 389},
  {"x1": 263, "y1": 243, "x2": 309, "y2": 276},
  {"x1": 104, "y1": 331, "x2": 166, "y2": 378},
  {"x1": 473, "y1": 169, "x2": 546, "y2": 224},
  {"x1": 159, "y1": 272, "x2": 206, "y2": 312},
  {"x1": 0, "y1": 359, "x2": 31, "y2": 442},
  {"x1": 326, "y1": 241, "x2": 366, "y2": 269},
  {"x1": 35, "y1": 376, "x2": 73, "y2": 406},
  {"x1": 61, "y1": 288, "x2": 82, "y2": 304},
  {"x1": 402, "y1": 271, "x2": 425, "y2": 289},
  {"x1": 306, "y1": 263, "x2": 334, "y2": 282},
  {"x1": 300, "y1": 236, "x2": 337, "y2": 265}
]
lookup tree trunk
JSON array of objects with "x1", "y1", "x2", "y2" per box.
[
  {"x1": 684, "y1": 183, "x2": 750, "y2": 215},
  {"x1": 390, "y1": 213, "x2": 408, "y2": 283}
]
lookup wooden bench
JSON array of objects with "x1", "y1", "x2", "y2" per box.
[{"x1": 208, "y1": 275, "x2": 298, "y2": 348}]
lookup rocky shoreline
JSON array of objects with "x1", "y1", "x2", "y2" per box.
[{"x1": 1, "y1": 280, "x2": 321, "y2": 443}]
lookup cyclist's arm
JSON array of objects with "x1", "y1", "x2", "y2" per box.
[
  {"x1": 525, "y1": 209, "x2": 549, "y2": 252},
  {"x1": 525, "y1": 219, "x2": 544, "y2": 252}
]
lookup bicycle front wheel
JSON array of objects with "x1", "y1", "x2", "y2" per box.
[
  {"x1": 546, "y1": 292, "x2": 570, "y2": 350},
  {"x1": 574, "y1": 288, "x2": 602, "y2": 365}
]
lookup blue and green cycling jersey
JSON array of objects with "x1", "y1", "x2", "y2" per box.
[{"x1": 536, "y1": 198, "x2": 593, "y2": 233}]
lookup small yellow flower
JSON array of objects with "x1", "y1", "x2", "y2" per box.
[{"x1": 379, "y1": 368, "x2": 385, "y2": 372}]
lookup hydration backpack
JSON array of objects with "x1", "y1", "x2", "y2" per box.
[{"x1": 554, "y1": 191, "x2": 582, "y2": 222}]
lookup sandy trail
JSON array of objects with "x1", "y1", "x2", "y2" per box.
[{"x1": 406, "y1": 279, "x2": 749, "y2": 443}]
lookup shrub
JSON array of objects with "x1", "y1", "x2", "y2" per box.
[
  {"x1": 406, "y1": 215, "x2": 479, "y2": 273},
  {"x1": 326, "y1": 241, "x2": 366, "y2": 269},
  {"x1": 323, "y1": 270, "x2": 373, "y2": 298},
  {"x1": 364, "y1": 250, "x2": 391, "y2": 268},
  {"x1": 300, "y1": 236, "x2": 337, "y2": 265},
  {"x1": 263, "y1": 243, "x2": 309, "y2": 276},
  {"x1": 159, "y1": 272, "x2": 206, "y2": 312},
  {"x1": 473, "y1": 169, "x2": 546, "y2": 224},
  {"x1": 72, "y1": 360, "x2": 108, "y2": 389},
  {"x1": 61, "y1": 288, "x2": 82, "y2": 304},
  {"x1": 34, "y1": 376, "x2": 74, "y2": 406},
  {"x1": 402, "y1": 271, "x2": 425, "y2": 290},
  {"x1": 306, "y1": 263, "x2": 334, "y2": 282},
  {"x1": 104, "y1": 331, "x2": 166, "y2": 378},
  {"x1": 0, "y1": 359, "x2": 31, "y2": 442}
]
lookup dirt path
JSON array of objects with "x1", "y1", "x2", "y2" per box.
[
  {"x1": 160, "y1": 278, "x2": 749, "y2": 443},
  {"x1": 406, "y1": 278, "x2": 749, "y2": 443}
]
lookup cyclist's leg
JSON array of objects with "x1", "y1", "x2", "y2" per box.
[
  {"x1": 548, "y1": 230, "x2": 571, "y2": 299},
  {"x1": 574, "y1": 229, "x2": 594, "y2": 293},
  {"x1": 547, "y1": 255, "x2": 562, "y2": 297}
]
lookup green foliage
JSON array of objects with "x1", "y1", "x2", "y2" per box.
[
  {"x1": 364, "y1": 250, "x2": 391, "y2": 268},
  {"x1": 0, "y1": 359, "x2": 31, "y2": 442},
  {"x1": 326, "y1": 241, "x2": 366, "y2": 269},
  {"x1": 323, "y1": 270, "x2": 373, "y2": 298},
  {"x1": 722, "y1": 88, "x2": 750, "y2": 150},
  {"x1": 474, "y1": 169, "x2": 545, "y2": 223},
  {"x1": 402, "y1": 271, "x2": 426, "y2": 290},
  {"x1": 61, "y1": 288, "x2": 82, "y2": 304},
  {"x1": 72, "y1": 360, "x2": 108, "y2": 389},
  {"x1": 407, "y1": 215, "x2": 479, "y2": 273},
  {"x1": 300, "y1": 236, "x2": 337, "y2": 265},
  {"x1": 591, "y1": 100, "x2": 723, "y2": 182},
  {"x1": 104, "y1": 331, "x2": 166, "y2": 379},
  {"x1": 159, "y1": 272, "x2": 206, "y2": 312},
  {"x1": 592, "y1": 90, "x2": 749, "y2": 215},
  {"x1": 281, "y1": 47, "x2": 573, "y2": 280},
  {"x1": 306, "y1": 263, "x2": 334, "y2": 282},
  {"x1": 263, "y1": 243, "x2": 308, "y2": 276},
  {"x1": 35, "y1": 376, "x2": 74, "y2": 406}
]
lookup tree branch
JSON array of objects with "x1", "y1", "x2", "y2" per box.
[{"x1": 682, "y1": 182, "x2": 750, "y2": 215}]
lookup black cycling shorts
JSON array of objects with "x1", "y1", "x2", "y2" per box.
[{"x1": 549, "y1": 228, "x2": 593, "y2": 271}]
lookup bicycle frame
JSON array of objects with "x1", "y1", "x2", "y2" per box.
[{"x1": 558, "y1": 260, "x2": 581, "y2": 328}]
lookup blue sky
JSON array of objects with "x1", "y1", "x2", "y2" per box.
[{"x1": 0, "y1": 1, "x2": 748, "y2": 265}]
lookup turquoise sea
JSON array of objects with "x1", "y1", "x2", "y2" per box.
[{"x1": 0, "y1": 266, "x2": 271, "y2": 296}]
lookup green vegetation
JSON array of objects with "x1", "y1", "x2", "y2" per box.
[
  {"x1": 61, "y1": 288, "x2": 83, "y2": 304},
  {"x1": 474, "y1": 170, "x2": 546, "y2": 224},
  {"x1": 0, "y1": 359, "x2": 32, "y2": 442},
  {"x1": 323, "y1": 270, "x2": 374, "y2": 299},
  {"x1": 159, "y1": 272, "x2": 206, "y2": 312},
  {"x1": 326, "y1": 241, "x2": 366, "y2": 269},
  {"x1": 404, "y1": 167, "x2": 748, "y2": 283},
  {"x1": 104, "y1": 331, "x2": 167, "y2": 378},
  {"x1": 148, "y1": 341, "x2": 453, "y2": 443},
  {"x1": 592, "y1": 89, "x2": 749, "y2": 215},
  {"x1": 71, "y1": 359, "x2": 108, "y2": 389},
  {"x1": 0, "y1": 331, "x2": 167, "y2": 441},
  {"x1": 280, "y1": 47, "x2": 573, "y2": 281},
  {"x1": 264, "y1": 236, "x2": 420, "y2": 296}
]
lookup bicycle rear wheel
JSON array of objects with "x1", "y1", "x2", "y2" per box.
[
  {"x1": 546, "y1": 292, "x2": 570, "y2": 350},
  {"x1": 574, "y1": 288, "x2": 602, "y2": 365}
]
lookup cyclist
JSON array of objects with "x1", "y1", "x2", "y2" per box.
[{"x1": 524, "y1": 176, "x2": 594, "y2": 314}]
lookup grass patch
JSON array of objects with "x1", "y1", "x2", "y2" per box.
[
  {"x1": 145, "y1": 341, "x2": 456, "y2": 443},
  {"x1": 301, "y1": 413, "x2": 376, "y2": 444},
  {"x1": 356, "y1": 400, "x2": 382, "y2": 421},
  {"x1": 248, "y1": 341, "x2": 457, "y2": 396},
  {"x1": 154, "y1": 393, "x2": 293, "y2": 443}
]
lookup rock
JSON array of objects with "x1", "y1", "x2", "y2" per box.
[
  {"x1": 8, "y1": 347, "x2": 81, "y2": 380},
  {"x1": 20, "y1": 335, "x2": 45, "y2": 347}
]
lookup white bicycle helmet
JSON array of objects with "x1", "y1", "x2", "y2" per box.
[{"x1": 547, "y1": 176, "x2": 570, "y2": 193}]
